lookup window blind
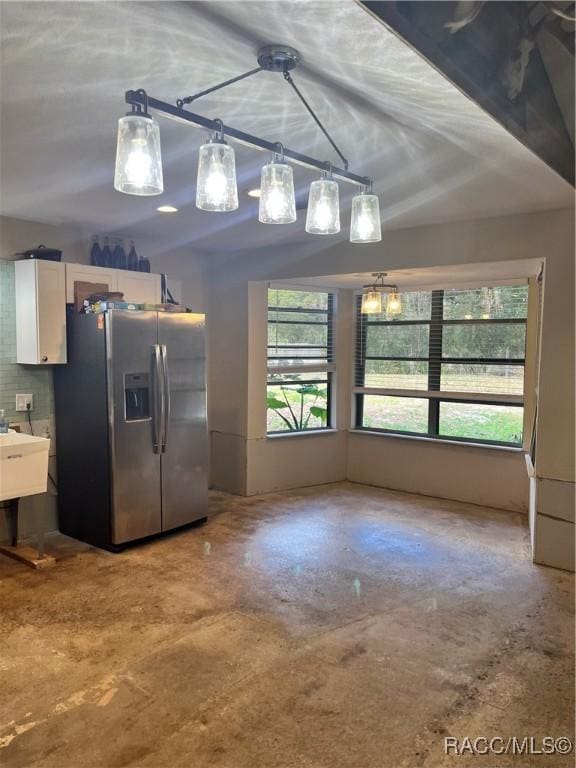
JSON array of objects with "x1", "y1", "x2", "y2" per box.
[
  {"x1": 268, "y1": 288, "x2": 334, "y2": 371},
  {"x1": 267, "y1": 288, "x2": 335, "y2": 434},
  {"x1": 354, "y1": 285, "x2": 528, "y2": 446}
]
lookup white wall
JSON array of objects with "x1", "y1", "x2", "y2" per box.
[
  {"x1": 148, "y1": 248, "x2": 207, "y2": 313},
  {"x1": 208, "y1": 208, "x2": 574, "y2": 569},
  {"x1": 347, "y1": 433, "x2": 528, "y2": 512},
  {"x1": 0, "y1": 215, "x2": 90, "y2": 264}
]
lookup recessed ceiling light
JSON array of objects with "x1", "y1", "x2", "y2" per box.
[
  {"x1": 247, "y1": 188, "x2": 261, "y2": 198},
  {"x1": 157, "y1": 205, "x2": 179, "y2": 213}
]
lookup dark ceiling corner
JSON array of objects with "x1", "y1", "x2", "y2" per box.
[{"x1": 361, "y1": 1, "x2": 575, "y2": 186}]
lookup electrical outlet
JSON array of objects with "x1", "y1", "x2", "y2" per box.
[{"x1": 16, "y1": 394, "x2": 33, "y2": 412}]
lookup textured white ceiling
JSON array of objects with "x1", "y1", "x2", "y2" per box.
[{"x1": 0, "y1": 1, "x2": 573, "y2": 259}]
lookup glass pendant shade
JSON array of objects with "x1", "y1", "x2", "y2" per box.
[
  {"x1": 386, "y1": 290, "x2": 402, "y2": 316},
  {"x1": 305, "y1": 177, "x2": 340, "y2": 235},
  {"x1": 361, "y1": 290, "x2": 382, "y2": 315},
  {"x1": 196, "y1": 139, "x2": 238, "y2": 212},
  {"x1": 258, "y1": 161, "x2": 297, "y2": 224},
  {"x1": 114, "y1": 114, "x2": 163, "y2": 196},
  {"x1": 350, "y1": 192, "x2": 381, "y2": 243}
]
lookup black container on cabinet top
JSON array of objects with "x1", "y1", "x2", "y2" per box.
[{"x1": 17, "y1": 244, "x2": 62, "y2": 261}]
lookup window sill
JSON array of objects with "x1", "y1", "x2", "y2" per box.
[
  {"x1": 348, "y1": 429, "x2": 525, "y2": 453},
  {"x1": 267, "y1": 429, "x2": 339, "y2": 440}
]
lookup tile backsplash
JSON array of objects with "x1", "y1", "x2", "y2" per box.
[{"x1": 0, "y1": 259, "x2": 54, "y2": 423}]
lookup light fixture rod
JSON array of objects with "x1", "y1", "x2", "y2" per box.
[
  {"x1": 283, "y1": 71, "x2": 349, "y2": 170},
  {"x1": 125, "y1": 90, "x2": 370, "y2": 187},
  {"x1": 177, "y1": 66, "x2": 264, "y2": 107}
]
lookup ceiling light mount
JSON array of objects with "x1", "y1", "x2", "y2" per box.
[
  {"x1": 257, "y1": 44, "x2": 300, "y2": 73},
  {"x1": 362, "y1": 272, "x2": 396, "y2": 291},
  {"x1": 173, "y1": 43, "x2": 349, "y2": 172}
]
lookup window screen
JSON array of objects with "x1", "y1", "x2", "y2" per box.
[
  {"x1": 267, "y1": 288, "x2": 334, "y2": 433},
  {"x1": 355, "y1": 285, "x2": 528, "y2": 446}
]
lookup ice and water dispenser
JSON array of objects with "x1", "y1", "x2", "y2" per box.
[{"x1": 124, "y1": 372, "x2": 151, "y2": 421}]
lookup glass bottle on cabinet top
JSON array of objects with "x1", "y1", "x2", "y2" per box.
[
  {"x1": 112, "y1": 238, "x2": 127, "y2": 270},
  {"x1": 137, "y1": 252, "x2": 151, "y2": 273},
  {"x1": 101, "y1": 237, "x2": 113, "y2": 268},
  {"x1": 89, "y1": 236, "x2": 103, "y2": 267},
  {"x1": 127, "y1": 241, "x2": 138, "y2": 271}
]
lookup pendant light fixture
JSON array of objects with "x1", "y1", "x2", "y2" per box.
[
  {"x1": 114, "y1": 90, "x2": 163, "y2": 196},
  {"x1": 361, "y1": 273, "x2": 401, "y2": 316},
  {"x1": 305, "y1": 169, "x2": 340, "y2": 235},
  {"x1": 350, "y1": 186, "x2": 382, "y2": 243},
  {"x1": 114, "y1": 46, "x2": 385, "y2": 241},
  {"x1": 196, "y1": 120, "x2": 238, "y2": 212},
  {"x1": 259, "y1": 144, "x2": 296, "y2": 224}
]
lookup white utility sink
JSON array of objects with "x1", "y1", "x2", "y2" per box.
[{"x1": 0, "y1": 431, "x2": 50, "y2": 502}]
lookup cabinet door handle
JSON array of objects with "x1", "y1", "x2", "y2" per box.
[{"x1": 41, "y1": 355, "x2": 48, "y2": 362}]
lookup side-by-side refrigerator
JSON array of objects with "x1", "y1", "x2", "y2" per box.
[{"x1": 54, "y1": 309, "x2": 208, "y2": 550}]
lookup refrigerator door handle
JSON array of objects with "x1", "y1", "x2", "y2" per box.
[
  {"x1": 152, "y1": 344, "x2": 162, "y2": 454},
  {"x1": 160, "y1": 344, "x2": 170, "y2": 453}
]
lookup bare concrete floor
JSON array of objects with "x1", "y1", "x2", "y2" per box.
[{"x1": 0, "y1": 482, "x2": 574, "y2": 768}]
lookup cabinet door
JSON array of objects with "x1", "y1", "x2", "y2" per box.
[
  {"x1": 159, "y1": 312, "x2": 208, "y2": 531},
  {"x1": 37, "y1": 261, "x2": 67, "y2": 364},
  {"x1": 65, "y1": 263, "x2": 117, "y2": 303},
  {"x1": 115, "y1": 272, "x2": 161, "y2": 304},
  {"x1": 107, "y1": 311, "x2": 162, "y2": 543},
  {"x1": 15, "y1": 260, "x2": 66, "y2": 364}
]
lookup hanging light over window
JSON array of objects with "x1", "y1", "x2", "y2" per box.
[
  {"x1": 196, "y1": 120, "x2": 238, "y2": 212},
  {"x1": 350, "y1": 187, "x2": 381, "y2": 243},
  {"x1": 305, "y1": 170, "x2": 340, "y2": 235},
  {"x1": 386, "y1": 290, "x2": 402, "y2": 317},
  {"x1": 361, "y1": 273, "x2": 400, "y2": 316},
  {"x1": 114, "y1": 93, "x2": 163, "y2": 196},
  {"x1": 259, "y1": 144, "x2": 297, "y2": 224}
]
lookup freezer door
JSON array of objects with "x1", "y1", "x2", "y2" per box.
[
  {"x1": 107, "y1": 311, "x2": 162, "y2": 544},
  {"x1": 158, "y1": 312, "x2": 208, "y2": 530}
]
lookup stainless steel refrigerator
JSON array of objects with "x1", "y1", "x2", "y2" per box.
[{"x1": 54, "y1": 309, "x2": 208, "y2": 550}]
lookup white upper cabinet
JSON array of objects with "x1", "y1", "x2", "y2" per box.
[
  {"x1": 15, "y1": 262, "x2": 179, "y2": 365},
  {"x1": 15, "y1": 260, "x2": 67, "y2": 365},
  {"x1": 64, "y1": 263, "x2": 117, "y2": 303},
  {"x1": 64, "y1": 263, "x2": 160, "y2": 304},
  {"x1": 115, "y1": 271, "x2": 161, "y2": 304}
]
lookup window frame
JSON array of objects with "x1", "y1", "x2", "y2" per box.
[
  {"x1": 354, "y1": 287, "x2": 527, "y2": 448},
  {"x1": 267, "y1": 288, "x2": 335, "y2": 435}
]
